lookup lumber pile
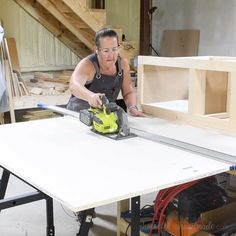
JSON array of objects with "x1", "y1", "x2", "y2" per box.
[
  {"x1": 26, "y1": 70, "x2": 72, "y2": 96},
  {"x1": 22, "y1": 109, "x2": 61, "y2": 121},
  {"x1": 0, "y1": 35, "x2": 72, "y2": 123},
  {"x1": 2, "y1": 38, "x2": 72, "y2": 97}
]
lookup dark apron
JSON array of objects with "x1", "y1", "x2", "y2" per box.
[{"x1": 67, "y1": 54, "x2": 123, "y2": 112}]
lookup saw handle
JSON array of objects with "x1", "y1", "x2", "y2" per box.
[{"x1": 100, "y1": 95, "x2": 109, "y2": 105}]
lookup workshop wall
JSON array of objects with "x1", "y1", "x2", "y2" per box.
[
  {"x1": 0, "y1": 0, "x2": 79, "y2": 72},
  {"x1": 105, "y1": 0, "x2": 140, "y2": 43},
  {"x1": 152, "y1": 0, "x2": 236, "y2": 56},
  {"x1": 0, "y1": 0, "x2": 139, "y2": 72}
]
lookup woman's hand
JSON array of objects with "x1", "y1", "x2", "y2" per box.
[
  {"x1": 88, "y1": 93, "x2": 104, "y2": 108},
  {"x1": 128, "y1": 105, "x2": 146, "y2": 117}
]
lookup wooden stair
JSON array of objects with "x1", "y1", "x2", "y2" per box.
[{"x1": 13, "y1": 0, "x2": 138, "y2": 65}]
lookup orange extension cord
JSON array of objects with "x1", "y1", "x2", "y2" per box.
[{"x1": 149, "y1": 180, "x2": 199, "y2": 236}]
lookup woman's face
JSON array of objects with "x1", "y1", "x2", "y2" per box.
[{"x1": 96, "y1": 36, "x2": 119, "y2": 67}]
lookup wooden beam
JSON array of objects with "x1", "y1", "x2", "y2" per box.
[
  {"x1": 89, "y1": 9, "x2": 106, "y2": 26},
  {"x1": 228, "y1": 72, "x2": 236, "y2": 124},
  {"x1": 140, "y1": 0, "x2": 151, "y2": 55},
  {"x1": 188, "y1": 69, "x2": 206, "y2": 115},
  {"x1": 138, "y1": 55, "x2": 236, "y2": 72},
  {"x1": 61, "y1": 0, "x2": 102, "y2": 31},
  {"x1": 117, "y1": 200, "x2": 130, "y2": 236},
  {"x1": 79, "y1": 0, "x2": 90, "y2": 10},
  {"x1": 13, "y1": 94, "x2": 70, "y2": 110},
  {"x1": 4, "y1": 60, "x2": 16, "y2": 123},
  {"x1": 36, "y1": 0, "x2": 93, "y2": 50},
  {"x1": 5, "y1": 38, "x2": 21, "y2": 72},
  {"x1": 14, "y1": 0, "x2": 91, "y2": 57},
  {"x1": 63, "y1": 12, "x2": 89, "y2": 29},
  {"x1": 0, "y1": 113, "x2": 4, "y2": 124},
  {"x1": 137, "y1": 64, "x2": 144, "y2": 105},
  {"x1": 48, "y1": 0, "x2": 89, "y2": 29}
]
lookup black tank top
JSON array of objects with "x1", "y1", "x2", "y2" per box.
[{"x1": 67, "y1": 53, "x2": 124, "y2": 112}]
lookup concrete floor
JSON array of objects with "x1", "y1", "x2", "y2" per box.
[{"x1": 0, "y1": 170, "x2": 155, "y2": 236}]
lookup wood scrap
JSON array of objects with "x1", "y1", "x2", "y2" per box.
[
  {"x1": 36, "y1": 81, "x2": 56, "y2": 89},
  {"x1": 22, "y1": 109, "x2": 61, "y2": 121},
  {"x1": 13, "y1": 72, "x2": 22, "y2": 97},
  {"x1": 14, "y1": 70, "x2": 30, "y2": 95},
  {"x1": 26, "y1": 77, "x2": 69, "y2": 96},
  {"x1": 4, "y1": 38, "x2": 19, "y2": 98},
  {"x1": 0, "y1": 113, "x2": 4, "y2": 124},
  {"x1": 3, "y1": 60, "x2": 16, "y2": 122},
  {"x1": 3, "y1": 38, "x2": 30, "y2": 98},
  {"x1": 42, "y1": 89, "x2": 60, "y2": 96},
  {"x1": 30, "y1": 87, "x2": 43, "y2": 95},
  {"x1": 0, "y1": 39, "x2": 4, "y2": 76},
  {"x1": 34, "y1": 71, "x2": 71, "y2": 84},
  {"x1": 57, "y1": 70, "x2": 72, "y2": 83},
  {"x1": 34, "y1": 71, "x2": 53, "y2": 80},
  {"x1": 5, "y1": 38, "x2": 21, "y2": 72}
]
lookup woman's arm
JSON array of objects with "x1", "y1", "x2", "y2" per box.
[
  {"x1": 121, "y1": 58, "x2": 145, "y2": 117},
  {"x1": 69, "y1": 58, "x2": 103, "y2": 108}
]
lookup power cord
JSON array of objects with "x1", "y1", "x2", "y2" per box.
[{"x1": 125, "y1": 223, "x2": 131, "y2": 236}]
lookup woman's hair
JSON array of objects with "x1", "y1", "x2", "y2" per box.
[{"x1": 95, "y1": 28, "x2": 118, "y2": 48}]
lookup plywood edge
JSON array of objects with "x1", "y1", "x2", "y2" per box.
[{"x1": 138, "y1": 56, "x2": 236, "y2": 72}]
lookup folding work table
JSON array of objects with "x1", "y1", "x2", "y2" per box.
[{"x1": 0, "y1": 116, "x2": 234, "y2": 236}]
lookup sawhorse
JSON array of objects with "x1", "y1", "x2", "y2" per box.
[{"x1": 0, "y1": 167, "x2": 55, "y2": 236}]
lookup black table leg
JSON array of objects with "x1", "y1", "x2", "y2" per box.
[
  {"x1": 131, "y1": 196, "x2": 140, "y2": 236},
  {"x1": 77, "y1": 208, "x2": 94, "y2": 236},
  {"x1": 0, "y1": 169, "x2": 10, "y2": 199},
  {"x1": 46, "y1": 197, "x2": 55, "y2": 236},
  {"x1": 0, "y1": 169, "x2": 10, "y2": 213}
]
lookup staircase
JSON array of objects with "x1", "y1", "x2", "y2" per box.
[{"x1": 13, "y1": 0, "x2": 138, "y2": 65}]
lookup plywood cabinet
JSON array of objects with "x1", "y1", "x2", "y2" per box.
[{"x1": 137, "y1": 56, "x2": 236, "y2": 133}]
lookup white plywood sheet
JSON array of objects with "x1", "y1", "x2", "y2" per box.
[
  {"x1": 0, "y1": 117, "x2": 230, "y2": 212},
  {"x1": 129, "y1": 116, "x2": 236, "y2": 157},
  {"x1": 147, "y1": 100, "x2": 188, "y2": 112}
]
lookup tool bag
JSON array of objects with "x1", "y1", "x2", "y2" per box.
[
  {"x1": 172, "y1": 178, "x2": 227, "y2": 223},
  {"x1": 211, "y1": 222, "x2": 236, "y2": 236}
]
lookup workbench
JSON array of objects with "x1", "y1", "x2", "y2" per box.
[{"x1": 0, "y1": 116, "x2": 234, "y2": 236}]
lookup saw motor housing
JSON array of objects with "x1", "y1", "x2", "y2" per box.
[
  {"x1": 79, "y1": 97, "x2": 119, "y2": 134},
  {"x1": 79, "y1": 96, "x2": 135, "y2": 139}
]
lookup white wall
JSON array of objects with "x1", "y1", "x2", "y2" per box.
[
  {"x1": 152, "y1": 0, "x2": 236, "y2": 56},
  {"x1": 0, "y1": 0, "x2": 79, "y2": 72}
]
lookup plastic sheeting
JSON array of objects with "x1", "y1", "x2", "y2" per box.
[{"x1": 0, "y1": 26, "x2": 9, "y2": 112}]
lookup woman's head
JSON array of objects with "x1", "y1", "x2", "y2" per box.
[{"x1": 95, "y1": 28, "x2": 120, "y2": 66}]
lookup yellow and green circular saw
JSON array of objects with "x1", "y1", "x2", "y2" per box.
[{"x1": 79, "y1": 95, "x2": 136, "y2": 140}]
